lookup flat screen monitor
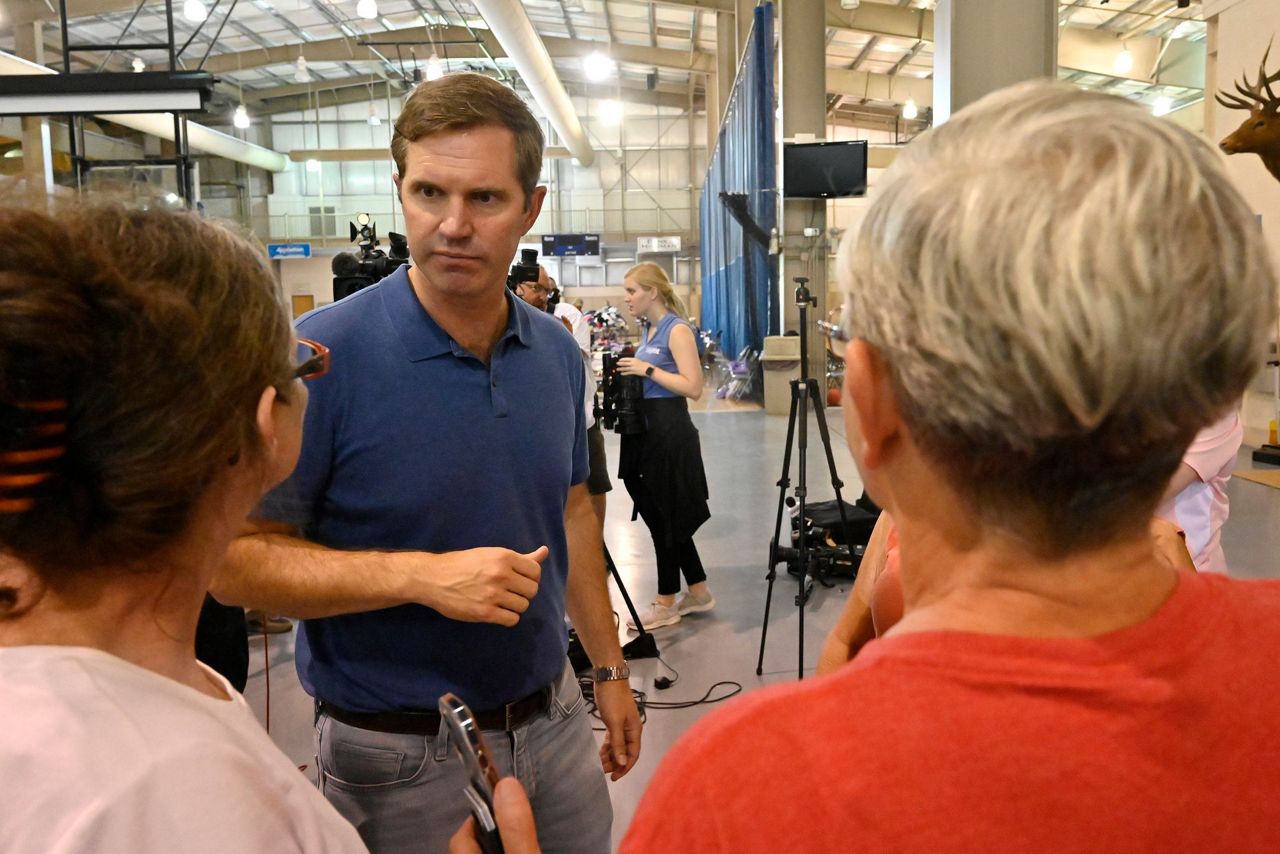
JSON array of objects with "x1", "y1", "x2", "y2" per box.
[
  {"x1": 783, "y1": 140, "x2": 868, "y2": 199},
  {"x1": 541, "y1": 233, "x2": 601, "y2": 257}
]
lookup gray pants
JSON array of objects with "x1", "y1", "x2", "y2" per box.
[{"x1": 315, "y1": 663, "x2": 611, "y2": 854}]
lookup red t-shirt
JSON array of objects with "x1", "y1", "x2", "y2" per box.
[{"x1": 621, "y1": 572, "x2": 1280, "y2": 853}]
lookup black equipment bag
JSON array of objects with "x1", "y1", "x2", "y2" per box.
[{"x1": 794, "y1": 493, "x2": 881, "y2": 549}]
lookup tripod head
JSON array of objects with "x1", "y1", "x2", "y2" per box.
[{"x1": 794, "y1": 276, "x2": 815, "y2": 308}]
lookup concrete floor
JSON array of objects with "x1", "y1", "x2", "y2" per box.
[{"x1": 242, "y1": 407, "x2": 1280, "y2": 851}]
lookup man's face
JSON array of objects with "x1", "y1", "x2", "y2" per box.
[
  {"x1": 395, "y1": 125, "x2": 546, "y2": 301},
  {"x1": 517, "y1": 265, "x2": 551, "y2": 311}
]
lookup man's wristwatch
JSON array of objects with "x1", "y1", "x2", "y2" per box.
[
  {"x1": 593, "y1": 664, "x2": 631, "y2": 684},
  {"x1": 644, "y1": 366, "x2": 655, "y2": 377}
]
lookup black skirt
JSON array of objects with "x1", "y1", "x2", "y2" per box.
[{"x1": 618, "y1": 397, "x2": 711, "y2": 544}]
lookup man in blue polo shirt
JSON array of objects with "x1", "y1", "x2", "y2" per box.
[{"x1": 213, "y1": 72, "x2": 639, "y2": 853}]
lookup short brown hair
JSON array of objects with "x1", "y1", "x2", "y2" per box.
[
  {"x1": 0, "y1": 196, "x2": 294, "y2": 576},
  {"x1": 392, "y1": 73, "x2": 545, "y2": 204}
]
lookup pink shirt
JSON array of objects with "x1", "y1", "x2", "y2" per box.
[{"x1": 1157, "y1": 410, "x2": 1243, "y2": 575}]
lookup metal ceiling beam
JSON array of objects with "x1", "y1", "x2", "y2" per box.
[
  {"x1": 826, "y1": 66, "x2": 933, "y2": 107},
  {"x1": 10, "y1": 0, "x2": 932, "y2": 43},
  {"x1": 253, "y1": 70, "x2": 701, "y2": 117},
  {"x1": 555, "y1": 0, "x2": 578, "y2": 41},
  {"x1": 887, "y1": 40, "x2": 926, "y2": 77},
  {"x1": 1057, "y1": 25, "x2": 1203, "y2": 89},
  {"x1": 848, "y1": 36, "x2": 880, "y2": 71},
  {"x1": 200, "y1": 27, "x2": 717, "y2": 76},
  {"x1": 246, "y1": 72, "x2": 391, "y2": 102}
]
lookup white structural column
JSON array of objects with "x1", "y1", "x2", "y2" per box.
[
  {"x1": 933, "y1": 0, "x2": 1057, "y2": 123},
  {"x1": 778, "y1": 0, "x2": 828, "y2": 366},
  {"x1": 736, "y1": 0, "x2": 756, "y2": 66},
  {"x1": 13, "y1": 20, "x2": 55, "y2": 193},
  {"x1": 709, "y1": 10, "x2": 737, "y2": 154}
]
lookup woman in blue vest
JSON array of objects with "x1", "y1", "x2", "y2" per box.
[{"x1": 617, "y1": 262, "x2": 713, "y2": 630}]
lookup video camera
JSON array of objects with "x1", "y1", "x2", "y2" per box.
[
  {"x1": 507, "y1": 248, "x2": 540, "y2": 291},
  {"x1": 597, "y1": 348, "x2": 646, "y2": 435},
  {"x1": 332, "y1": 213, "x2": 411, "y2": 301}
]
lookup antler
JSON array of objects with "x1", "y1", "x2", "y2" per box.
[{"x1": 1217, "y1": 38, "x2": 1280, "y2": 113}]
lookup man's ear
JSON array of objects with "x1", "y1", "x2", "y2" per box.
[
  {"x1": 393, "y1": 172, "x2": 402, "y2": 203},
  {"x1": 522, "y1": 185, "x2": 548, "y2": 232},
  {"x1": 255, "y1": 385, "x2": 280, "y2": 458},
  {"x1": 843, "y1": 339, "x2": 902, "y2": 471}
]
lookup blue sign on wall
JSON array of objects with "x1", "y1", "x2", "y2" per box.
[{"x1": 267, "y1": 242, "x2": 312, "y2": 259}]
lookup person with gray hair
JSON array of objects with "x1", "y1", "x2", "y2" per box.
[{"x1": 451, "y1": 81, "x2": 1280, "y2": 853}]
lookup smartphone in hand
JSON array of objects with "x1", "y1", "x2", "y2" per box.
[{"x1": 439, "y1": 692, "x2": 504, "y2": 854}]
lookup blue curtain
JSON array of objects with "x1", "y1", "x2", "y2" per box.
[{"x1": 699, "y1": 2, "x2": 777, "y2": 358}]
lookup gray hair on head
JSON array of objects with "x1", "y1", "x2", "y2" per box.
[{"x1": 839, "y1": 80, "x2": 1277, "y2": 553}]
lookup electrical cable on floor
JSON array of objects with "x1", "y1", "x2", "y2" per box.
[{"x1": 578, "y1": 650, "x2": 743, "y2": 730}]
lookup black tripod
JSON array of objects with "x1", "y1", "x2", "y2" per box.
[
  {"x1": 606, "y1": 543, "x2": 659, "y2": 660},
  {"x1": 568, "y1": 542, "x2": 658, "y2": 673},
  {"x1": 756, "y1": 278, "x2": 852, "y2": 680}
]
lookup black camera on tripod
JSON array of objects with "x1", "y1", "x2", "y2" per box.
[
  {"x1": 597, "y1": 349, "x2": 646, "y2": 435},
  {"x1": 331, "y1": 213, "x2": 410, "y2": 301}
]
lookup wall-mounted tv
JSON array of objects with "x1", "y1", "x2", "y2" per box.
[
  {"x1": 783, "y1": 140, "x2": 868, "y2": 199},
  {"x1": 541, "y1": 233, "x2": 601, "y2": 257}
]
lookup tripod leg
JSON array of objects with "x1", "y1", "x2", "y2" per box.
[
  {"x1": 757, "y1": 386, "x2": 802, "y2": 676},
  {"x1": 795, "y1": 379, "x2": 810, "y2": 681},
  {"x1": 769, "y1": 387, "x2": 800, "y2": 568},
  {"x1": 755, "y1": 567, "x2": 777, "y2": 676},
  {"x1": 604, "y1": 544, "x2": 645, "y2": 636},
  {"x1": 604, "y1": 543, "x2": 660, "y2": 661}
]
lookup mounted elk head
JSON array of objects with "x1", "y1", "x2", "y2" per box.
[{"x1": 1216, "y1": 41, "x2": 1280, "y2": 183}]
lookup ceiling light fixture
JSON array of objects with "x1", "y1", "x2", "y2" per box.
[
  {"x1": 1153, "y1": 95, "x2": 1173, "y2": 116},
  {"x1": 368, "y1": 103, "x2": 381, "y2": 126},
  {"x1": 902, "y1": 98, "x2": 918, "y2": 120},
  {"x1": 1114, "y1": 44, "x2": 1133, "y2": 75},
  {"x1": 294, "y1": 55, "x2": 309, "y2": 83},
  {"x1": 426, "y1": 51, "x2": 444, "y2": 81},
  {"x1": 306, "y1": 158, "x2": 321, "y2": 172},
  {"x1": 599, "y1": 98, "x2": 624, "y2": 125},
  {"x1": 131, "y1": 57, "x2": 145, "y2": 73},
  {"x1": 233, "y1": 103, "x2": 251, "y2": 129},
  {"x1": 182, "y1": 0, "x2": 208, "y2": 23},
  {"x1": 356, "y1": 0, "x2": 378, "y2": 20},
  {"x1": 583, "y1": 51, "x2": 616, "y2": 82}
]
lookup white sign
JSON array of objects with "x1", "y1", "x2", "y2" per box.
[{"x1": 637, "y1": 236, "x2": 682, "y2": 253}]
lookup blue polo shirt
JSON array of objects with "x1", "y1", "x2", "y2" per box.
[{"x1": 259, "y1": 266, "x2": 589, "y2": 712}]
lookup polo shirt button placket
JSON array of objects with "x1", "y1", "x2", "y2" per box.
[{"x1": 490, "y1": 370, "x2": 507, "y2": 417}]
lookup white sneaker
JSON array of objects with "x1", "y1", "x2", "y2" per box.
[
  {"x1": 676, "y1": 590, "x2": 716, "y2": 615},
  {"x1": 627, "y1": 601, "x2": 682, "y2": 631}
]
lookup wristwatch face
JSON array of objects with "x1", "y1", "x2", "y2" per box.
[{"x1": 645, "y1": 366, "x2": 655, "y2": 377}]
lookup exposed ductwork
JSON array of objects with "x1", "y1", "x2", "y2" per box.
[
  {"x1": 468, "y1": 0, "x2": 595, "y2": 168},
  {"x1": 0, "y1": 50, "x2": 290, "y2": 173}
]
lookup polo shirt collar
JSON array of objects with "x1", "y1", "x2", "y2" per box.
[{"x1": 382, "y1": 266, "x2": 534, "y2": 361}]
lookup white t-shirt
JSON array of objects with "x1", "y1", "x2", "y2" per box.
[
  {"x1": 554, "y1": 302, "x2": 591, "y2": 354},
  {"x1": 554, "y1": 302, "x2": 596, "y2": 422},
  {"x1": 0, "y1": 646, "x2": 368, "y2": 854}
]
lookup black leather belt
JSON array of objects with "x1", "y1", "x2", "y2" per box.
[{"x1": 318, "y1": 685, "x2": 552, "y2": 737}]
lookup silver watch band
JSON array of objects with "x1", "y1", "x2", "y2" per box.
[{"x1": 593, "y1": 665, "x2": 631, "y2": 683}]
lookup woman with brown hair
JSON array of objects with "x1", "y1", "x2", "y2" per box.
[
  {"x1": 617, "y1": 262, "x2": 713, "y2": 630},
  {"x1": 0, "y1": 198, "x2": 366, "y2": 852}
]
